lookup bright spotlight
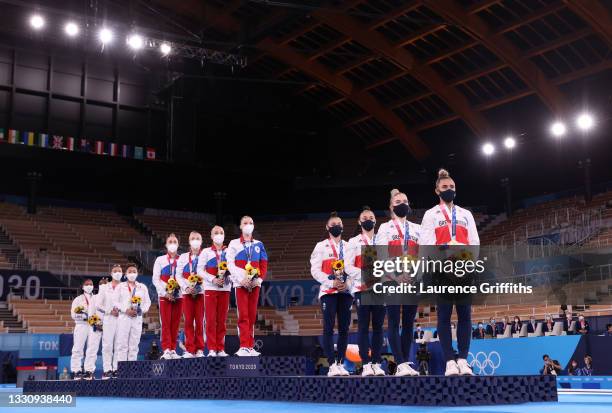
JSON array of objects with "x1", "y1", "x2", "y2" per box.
[
  {"x1": 98, "y1": 28, "x2": 114, "y2": 45},
  {"x1": 504, "y1": 136, "x2": 516, "y2": 149},
  {"x1": 29, "y1": 14, "x2": 45, "y2": 30},
  {"x1": 482, "y1": 142, "x2": 495, "y2": 156},
  {"x1": 550, "y1": 121, "x2": 566, "y2": 138},
  {"x1": 64, "y1": 22, "x2": 79, "y2": 37},
  {"x1": 576, "y1": 113, "x2": 595, "y2": 132},
  {"x1": 160, "y1": 42, "x2": 172, "y2": 56},
  {"x1": 127, "y1": 34, "x2": 144, "y2": 50}
]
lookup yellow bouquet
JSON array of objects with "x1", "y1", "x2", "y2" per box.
[
  {"x1": 130, "y1": 296, "x2": 142, "y2": 316},
  {"x1": 166, "y1": 278, "x2": 180, "y2": 299},
  {"x1": 87, "y1": 314, "x2": 102, "y2": 332},
  {"x1": 74, "y1": 305, "x2": 85, "y2": 314},
  {"x1": 187, "y1": 274, "x2": 203, "y2": 296},
  {"x1": 217, "y1": 261, "x2": 228, "y2": 278},
  {"x1": 245, "y1": 263, "x2": 259, "y2": 280}
]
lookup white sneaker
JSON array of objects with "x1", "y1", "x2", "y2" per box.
[
  {"x1": 182, "y1": 352, "x2": 194, "y2": 359},
  {"x1": 195, "y1": 350, "x2": 205, "y2": 358},
  {"x1": 249, "y1": 348, "x2": 261, "y2": 356},
  {"x1": 160, "y1": 349, "x2": 173, "y2": 360},
  {"x1": 395, "y1": 362, "x2": 419, "y2": 376},
  {"x1": 336, "y1": 362, "x2": 350, "y2": 376},
  {"x1": 457, "y1": 358, "x2": 474, "y2": 376},
  {"x1": 372, "y1": 363, "x2": 386, "y2": 376},
  {"x1": 216, "y1": 350, "x2": 228, "y2": 357},
  {"x1": 207, "y1": 350, "x2": 217, "y2": 357},
  {"x1": 327, "y1": 363, "x2": 341, "y2": 377},
  {"x1": 170, "y1": 350, "x2": 181, "y2": 359},
  {"x1": 361, "y1": 363, "x2": 375, "y2": 376},
  {"x1": 444, "y1": 360, "x2": 460, "y2": 376},
  {"x1": 235, "y1": 347, "x2": 251, "y2": 357}
]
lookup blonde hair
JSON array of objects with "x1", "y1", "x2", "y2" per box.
[
  {"x1": 389, "y1": 188, "x2": 407, "y2": 205},
  {"x1": 436, "y1": 168, "x2": 452, "y2": 186}
]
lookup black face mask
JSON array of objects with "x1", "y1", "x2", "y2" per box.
[
  {"x1": 328, "y1": 225, "x2": 343, "y2": 237},
  {"x1": 439, "y1": 189, "x2": 456, "y2": 203},
  {"x1": 393, "y1": 203, "x2": 411, "y2": 218},
  {"x1": 360, "y1": 219, "x2": 375, "y2": 231}
]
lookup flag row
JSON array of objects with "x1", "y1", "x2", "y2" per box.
[{"x1": 0, "y1": 128, "x2": 156, "y2": 160}]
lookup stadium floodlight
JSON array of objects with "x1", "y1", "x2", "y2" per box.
[
  {"x1": 29, "y1": 14, "x2": 45, "y2": 30},
  {"x1": 550, "y1": 121, "x2": 566, "y2": 138},
  {"x1": 127, "y1": 33, "x2": 144, "y2": 50},
  {"x1": 503, "y1": 136, "x2": 516, "y2": 149},
  {"x1": 576, "y1": 112, "x2": 595, "y2": 132},
  {"x1": 64, "y1": 22, "x2": 79, "y2": 37},
  {"x1": 482, "y1": 142, "x2": 495, "y2": 156},
  {"x1": 160, "y1": 42, "x2": 172, "y2": 56},
  {"x1": 98, "y1": 28, "x2": 114, "y2": 45}
]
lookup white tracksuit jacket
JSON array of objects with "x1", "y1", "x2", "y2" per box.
[{"x1": 115, "y1": 281, "x2": 151, "y2": 363}]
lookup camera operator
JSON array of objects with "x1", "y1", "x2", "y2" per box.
[{"x1": 416, "y1": 342, "x2": 430, "y2": 375}]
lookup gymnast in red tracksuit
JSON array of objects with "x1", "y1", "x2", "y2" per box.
[
  {"x1": 227, "y1": 216, "x2": 268, "y2": 356},
  {"x1": 152, "y1": 233, "x2": 183, "y2": 359},
  {"x1": 419, "y1": 169, "x2": 479, "y2": 376},
  {"x1": 176, "y1": 231, "x2": 205, "y2": 358},
  {"x1": 197, "y1": 225, "x2": 231, "y2": 357}
]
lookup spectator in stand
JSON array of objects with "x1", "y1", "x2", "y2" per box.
[
  {"x1": 543, "y1": 314, "x2": 555, "y2": 333},
  {"x1": 511, "y1": 316, "x2": 523, "y2": 335},
  {"x1": 472, "y1": 322, "x2": 486, "y2": 339},
  {"x1": 576, "y1": 315, "x2": 590, "y2": 335},
  {"x1": 146, "y1": 341, "x2": 161, "y2": 361},
  {"x1": 485, "y1": 318, "x2": 497, "y2": 338},
  {"x1": 540, "y1": 354, "x2": 561, "y2": 375},
  {"x1": 567, "y1": 359, "x2": 579, "y2": 376},
  {"x1": 59, "y1": 367, "x2": 70, "y2": 381},
  {"x1": 527, "y1": 316, "x2": 537, "y2": 334},
  {"x1": 500, "y1": 316, "x2": 511, "y2": 335},
  {"x1": 581, "y1": 355, "x2": 593, "y2": 376},
  {"x1": 604, "y1": 323, "x2": 612, "y2": 336},
  {"x1": 563, "y1": 313, "x2": 575, "y2": 335},
  {"x1": 414, "y1": 324, "x2": 425, "y2": 340}
]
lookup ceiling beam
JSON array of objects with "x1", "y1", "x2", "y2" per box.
[
  {"x1": 563, "y1": 0, "x2": 612, "y2": 47},
  {"x1": 314, "y1": 10, "x2": 491, "y2": 138},
  {"x1": 424, "y1": 0, "x2": 570, "y2": 116},
  {"x1": 257, "y1": 38, "x2": 430, "y2": 159}
]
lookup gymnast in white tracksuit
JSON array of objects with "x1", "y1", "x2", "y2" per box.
[
  {"x1": 98, "y1": 264, "x2": 124, "y2": 379},
  {"x1": 115, "y1": 264, "x2": 151, "y2": 363},
  {"x1": 70, "y1": 279, "x2": 103, "y2": 380}
]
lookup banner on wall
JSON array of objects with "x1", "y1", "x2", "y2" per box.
[
  {"x1": 259, "y1": 280, "x2": 320, "y2": 308},
  {"x1": 0, "y1": 270, "x2": 64, "y2": 300}
]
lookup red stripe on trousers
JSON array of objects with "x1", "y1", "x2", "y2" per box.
[
  {"x1": 159, "y1": 298, "x2": 183, "y2": 351},
  {"x1": 235, "y1": 287, "x2": 259, "y2": 348},
  {"x1": 182, "y1": 294, "x2": 205, "y2": 354},
  {"x1": 205, "y1": 290, "x2": 230, "y2": 352}
]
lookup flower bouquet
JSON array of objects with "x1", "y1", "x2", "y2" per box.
[
  {"x1": 131, "y1": 296, "x2": 142, "y2": 316},
  {"x1": 187, "y1": 274, "x2": 203, "y2": 297},
  {"x1": 245, "y1": 263, "x2": 259, "y2": 281},
  {"x1": 74, "y1": 305, "x2": 87, "y2": 321},
  {"x1": 217, "y1": 261, "x2": 228, "y2": 279},
  {"x1": 87, "y1": 314, "x2": 103, "y2": 332},
  {"x1": 166, "y1": 278, "x2": 181, "y2": 299}
]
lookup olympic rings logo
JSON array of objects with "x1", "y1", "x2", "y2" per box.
[
  {"x1": 253, "y1": 339, "x2": 264, "y2": 351},
  {"x1": 151, "y1": 362, "x2": 165, "y2": 376},
  {"x1": 467, "y1": 351, "x2": 501, "y2": 375}
]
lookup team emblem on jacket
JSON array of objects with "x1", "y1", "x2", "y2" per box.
[{"x1": 255, "y1": 246, "x2": 260, "y2": 253}]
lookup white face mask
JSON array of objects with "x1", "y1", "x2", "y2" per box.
[
  {"x1": 242, "y1": 224, "x2": 254, "y2": 235},
  {"x1": 213, "y1": 234, "x2": 224, "y2": 245},
  {"x1": 126, "y1": 273, "x2": 137, "y2": 282},
  {"x1": 189, "y1": 239, "x2": 202, "y2": 249},
  {"x1": 166, "y1": 243, "x2": 178, "y2": 253},
  {"x1": 83, "y1": 285, "x2": 94, "y2": 294},
  {"x1": 111, "y1": 272, "x2": 123, "y2": 281}
]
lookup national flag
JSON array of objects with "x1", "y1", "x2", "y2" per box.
[
  {"x1": 146, "y1": 147, "x2": 156, "y2": 160},
  {"x1": 134, "y1": 146, "x2": 144, "y2": 160},
  {"x1": 108, "y1": 142, "x2": 118, "y2": 156},
  {"x1": 79, "y1": 138, "x2": 91, "y2": 153},
  {"x1": 52, "y1": 135, "x2": 64, "y2": 149},
  {"x1": 38, "y1": 133, "x2": 49, "y2": 148},
  {"x1": 21, "y1": 131, "x2": 29, "y2": 145},
  {"x1": 66, "y1": 137, "x2": 75, "y2": 151},
  {"x1": 0, "y1": 128, "x2": 5, "y2": 142},
  {"x1": 8, "y1": 129, "x2": 18, "y2": 144},
  {"x1": 121, "y1": 144, "x2": 131, "y2": 158},
  {"x1": 95, "y1": 141, "x2": 104, "y2": 155},
  {"x1": 26, "y1": 132, "x2": 35, "y2": 146}
]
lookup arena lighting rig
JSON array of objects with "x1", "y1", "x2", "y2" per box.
[{"x1": 25, "y1": 12, "x2": 247, "y2": 68}]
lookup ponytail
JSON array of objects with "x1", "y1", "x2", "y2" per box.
[{"x1": 436, "y1": 168, "x2": 452, "y2": 186}]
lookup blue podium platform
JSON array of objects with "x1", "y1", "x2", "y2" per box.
[{"x1": 22, "y1": 357, "x2": 558, "y2": 406}]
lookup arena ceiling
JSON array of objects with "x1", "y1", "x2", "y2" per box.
[{"x1": 150, "y1": 0, "x2": 612, "y2": 161}]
